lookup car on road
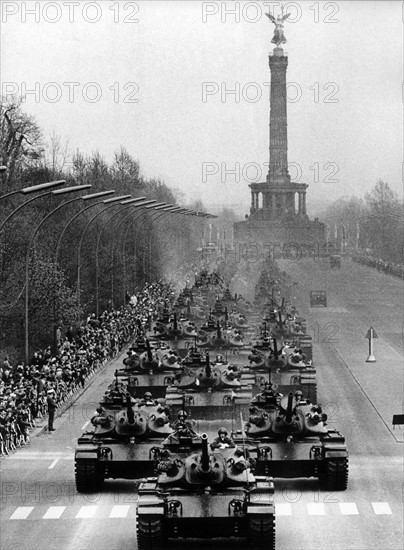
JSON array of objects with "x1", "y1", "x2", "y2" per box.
[
  {"x1": 330, "y1": 255, "x2": 341, "y2": 268},
  {"x1": 310, "y1": 290, "x2": 327, "y2": 307}
]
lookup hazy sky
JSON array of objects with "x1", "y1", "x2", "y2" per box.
[{"x1": 1, "y1": 1, "x2": 402, "y2": 215}]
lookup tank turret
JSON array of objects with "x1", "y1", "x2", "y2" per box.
[
  {"x1": 114, "y1": 393, "x2": 148, "y2": 436},
  {"x1": 246, "y1": 391, "x2": 328, "y2": 438},
  {"x1": 139, "y1": 339, "x2": 159, "y2": 370},
  {"x1": 209, "y1": 321, "x2": 230, "y2": 348},
  {"x1": 167, "y1": 312, "x2": 183, "y2": 338},
  {"x1": 155, "y1": 347, "x2": 182, "y2": 370},
  {"x1": 173, "y1": 353, "x2": 240, "y2": 391}
]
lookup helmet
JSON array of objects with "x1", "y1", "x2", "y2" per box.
[
  {"x1": 144, "y1": 392, "x2": 152, "y2": 399},
  {"x1": 178, "y1": 410, "x2": 187, "y2": 420},
  {"x1": 218, "y1": 427, "x2": 228, "y2": 435}
]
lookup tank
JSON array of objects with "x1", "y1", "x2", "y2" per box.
[
  {"x1": 199, "y1": 313, "x2": 217, "y2": 332},
  {"x1": 179, "y1": 319, "x2": 198, "y2": 338},
  {"x1": 209, "y1": 320, "x2": 231, "y2": 348},
  {"x1": 164, "y1": 354, "x2": 252, "y2": 416},
  {"x1": 177, "y1": 342, "x2": 207, "y2": 367},
  {"x1": 235, "y1": 391, "x2": 348, "y2": 491},
  {"x1": 137, "y1": 433, "x2": 275, "y2": 550},
  {"x1": 115, "y1": 344, "x2": 184, "y2": 399},
  {"x1": 74, "y1": 392, "x2": 173, "y2": 492},
  {"x1": 120, "y1": 349, "x2": 141, "y2": 372},
  {"x1": 244, "y1": 338, "x2": 317, "y2": 403},
  {"x1": 139, "y1": 339, "x2": 160, "y2": 370},
  {"x1": 130, "y1": 332, "x2": 148, "y2": 353},
  {"x1": 165, "y1": 312, "x2": 184, "y2": 340},
  {"x1": 211, "y1": 298, "x2": 226, "y2": 317}
]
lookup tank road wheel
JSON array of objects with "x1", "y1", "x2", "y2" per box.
[
  {"x1": 248, "y1": 514, "x2": 275, "y2": 550},
  {"x1": 137, "y1": 517, "x2": 163, "y2": 550},
  {"x1": 320, "y1": 457, "x2": 349, "y2": 491},
  {"x1": 75, "y1": 460, "x2": 104, "y2": 493}
]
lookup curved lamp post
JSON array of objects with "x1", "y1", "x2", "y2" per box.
[
  {"x1": 120, "y1": 204, "x2": 166, "y2": 301},
  {"x1": 24, "y1": 184, "x2": 92, "y2": 362},
  {"x1": 106, "y1": 199, "x2": 163, "y2": 307},
  {"x1": 94, "y1": 199, "x2": 157, "y2": 315},
  {"x1": 54, "y1": 190, "x2": 116, "y2": 264},
  {"x1": 76, "y1": 195, "x2": 132, "y2": 310}
]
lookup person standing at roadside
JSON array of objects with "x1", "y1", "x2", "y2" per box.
[{"x1": 46, "y1": 389, "x2": 57, "y2": 432}]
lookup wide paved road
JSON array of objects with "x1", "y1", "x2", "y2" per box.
[{"x1": 1, "y1": 257, "x2": 402, "y2": 549}]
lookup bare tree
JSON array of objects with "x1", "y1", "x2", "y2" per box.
[{"x1": 0, "y1": 97, "x2": 43, "y2": 189}]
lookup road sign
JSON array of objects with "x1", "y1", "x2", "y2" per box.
[
  {"x1": 365, "y1": 327, "x2": 378, "y2": 362},
  {"x1": 365, "y1": 327, "x2": 378, "y2": 339}
]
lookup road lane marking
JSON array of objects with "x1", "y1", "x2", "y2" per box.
[
  {"x1": 276, "y1": 503, "x2": 292, "y2": 516},
  {"x1": 75, "y1": 506, "x2": 98, "y2": 519},
  {"x1": 10, "y1": 507, "x2": 34, "y2": 520},
  {"x1": 371, "y1": 502, "x2": 393, "y2": 515},
  {"x1": 6, "y1": 454, "x2": 73, "y2": 460},
  {"x1": 307, "y1": 503, "x2": 325, "y2": 515},
  {"x1": 3, "y1": 502, "x2": 399, "y2": 520},
  {"x1": 48, "y1": 458, "x2": 59, "y2": 469},
  {"x1": 109, "y1": 505, "x2": 131, "y2": 518},
  {"x1": 339, "y1": 503, "x2": 359, "y2": 515},
  {"x1": 43, "y1": 506, "x2": 66, "y2": 519}
]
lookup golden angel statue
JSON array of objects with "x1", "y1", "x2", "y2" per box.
[{"x1": 266, "y1": 11, "x2": 290, "y2": 47}]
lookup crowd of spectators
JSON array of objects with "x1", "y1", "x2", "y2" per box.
[
  {"x1": 0, "y1": 280, "x2": 176, "y2": 457},
  {"x1": 351, "y1": 252, "x2": 404, "y2": 278}
]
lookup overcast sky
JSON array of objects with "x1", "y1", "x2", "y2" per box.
[{"x1": 1, "y1": 1, "x2": 402, "y2": 215}]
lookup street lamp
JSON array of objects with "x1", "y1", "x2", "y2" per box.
[
  {"x1": 0, "y1": 179, "x2": 66, "y2": 202},
  {"x1": 76, "y1": 194, "x2": 131, "y2": 309},
  {"x1": 0, "y1": 183, "x2": 91, "y2": 312},
  {"x1": 95, "y1": 199, "x2": 157, "y2": 314},
  {"x1": 54, "y1": 190, "x2": 116, "y2": 264},
  {"x1": 24, "y1": 184, "x2": 92, "y2": 363},
  {"x1": 106, "y1": 200, "x2": 160, "y2": 307}
]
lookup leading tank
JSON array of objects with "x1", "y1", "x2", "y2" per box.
[{"x1": 137, "y1": 433, "x2": 275, "y2": 550}]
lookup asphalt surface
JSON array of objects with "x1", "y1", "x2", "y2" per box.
[{"x1": 0, "y1": 257, "x2": 402, "y2": 550}]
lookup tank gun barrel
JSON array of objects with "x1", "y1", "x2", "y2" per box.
[
  {"x1": 146, "y1": 339, "x2": 153, "y2": 363},
  {"x1": 205, "y1": 353, "x2": 212, "y2": 378},
  {"x1": 285, "y1": 392, "x2": 294, "y2": 424},
  {"x1": 126, "y1": 393, "x2": 135, "y2": 425},
  {"x1": 273, "y1": 338, "x2": 279, "y2": 360},
  {"x1": 201, "y1": 433, "x2": 210, "y2": 472},
  {"x1": 216, "y1": 321, "x2": 222, "y2": 339}
]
